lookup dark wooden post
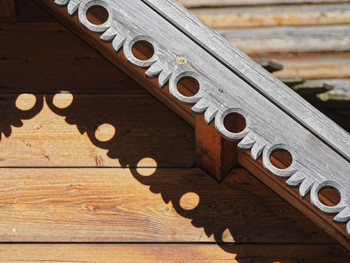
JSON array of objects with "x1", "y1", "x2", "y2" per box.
[{"x1": 195, "y1": 115, "x2": 237, "y2": 182}]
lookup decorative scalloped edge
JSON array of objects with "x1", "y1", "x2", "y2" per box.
[{"x1": 54, "y1": 0, "x2": 350, "y2": 236}]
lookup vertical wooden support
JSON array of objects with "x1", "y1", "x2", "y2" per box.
[
  {"x1": 0, "y1": 0, "x2": 17, "y2": 22},
  {"x1": 195, "y1": 115, "x2": 237, "y2": 182}
]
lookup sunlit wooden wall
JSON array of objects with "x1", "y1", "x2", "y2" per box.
[
  {"x1": 0, "y1": 0, "x2": 350, "y2": 262},
  {"x1": 184, "y1": 0, "x2": 350, "y2": 131}
]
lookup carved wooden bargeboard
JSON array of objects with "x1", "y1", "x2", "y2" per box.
[{"x1": 54, "y1": 0, "x2": 350, "y2": 236}]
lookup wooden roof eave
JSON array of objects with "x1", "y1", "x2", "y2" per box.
[{"x1": 33, "y1": 0, "x2": 350, "y2": 249}]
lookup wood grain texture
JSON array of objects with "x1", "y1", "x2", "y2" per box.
[
  {"x1": 144, "y1": 0, "x2": 350, "y2": 163},
  {"x1": 0, "y1": 168, "x2": 336, "y2": 243},
  {"x1": 193, "y1": 4, "x2": 350, "y2": 29},
  {"x1": 0, "y1": 244, "x2": 349, "y2": 263},
  {"x1": 217, "y1": 25, "x2": 350, "y2": 55},
  {"x1": 32, "y1": 0, "x2": 350, "y2": 244},
  {"x1": 179, "y1": 0, "x2": 350, "y2": 7},
  {"x1": 31, "y1": 0, "x2": 195, "y2": 126},
  {"x1": 270, "y1": 55, "x2": 350, "y2": 79},
  {"x1": 0, "y1": 22, "x2": 144, "y2": 94},
  {"x1": 237, "y1": 151, "x2": 350, "y2": 250},
  {"x1": 0, "y1": 94, "x2": 195, "y2": 168},
  {"x1": 195, "y1": 115, "x2": 237, "y2": 181}
]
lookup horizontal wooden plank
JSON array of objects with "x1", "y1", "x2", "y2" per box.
[
  {"x1": 218, "y1": 25, "x2": 350, "y2": 55},
  {"x1": 193, "y1": 4, "x2": 350, "y2": 28},
  {"x1": 30, "y1": 1, "x2": 196, "y2": 126},
  {"x1": 0, "y1": 22, "x2": 144, "y2": 94},
  {"x1": 0, "y1": 244, "x2": 349, "y2": 263},
  {"x1": 0, "y1": 94, "x2": 195, "y2": 167},
  {"x1": 270, "y1": 55, "x2": 350, "y2": 79},
  {"x1": 143, "y1": 0, "x2": 350, "y2": 164},
  {"x1": 237, "y1": 151, "x2": 350, "y2": 250},
  {"x1": 180, "y1": 0, "x2": 350, "y2": 8},
  {"x1": 0, "y1": 168, "x2": 333, "y2": 243}
]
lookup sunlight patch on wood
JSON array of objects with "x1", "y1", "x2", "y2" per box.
[
  {"x1": 222, "y1": 228, "x2": 235, "y2": 243},
  {"x1": 95, "y1": 123, "x2": 116, "y2": 142},
  {"x1": 136, "y1": 157, "x2": 157, "y2": 176},
  {"x1": 0, "y1": 101, "x2": 122, "y2": 167},
  {"x1": 180, "y1": 192, "x2": 200, "y2": 211},
  {"x1": 53, "y1": 91, "x2": 73, "y2": 109},
  {"x1": 15, "y1": 94, "x2": 36, "y2": 111}
]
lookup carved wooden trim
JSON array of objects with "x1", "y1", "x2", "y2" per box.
[{"x1": 53, "y1": 0, "x2": 350, "y2": 237}]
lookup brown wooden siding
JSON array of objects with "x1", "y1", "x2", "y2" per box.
[{"x1": 0, "y1": 0, "x2": 350, "y2": 262}]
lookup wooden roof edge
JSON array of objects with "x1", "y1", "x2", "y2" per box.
[
  {"x1": 146, "y1": 0, "x2": 350, "y2": 161},
  {"x1": 34, "y1": 0, "x2": 350, "y2": 243}
]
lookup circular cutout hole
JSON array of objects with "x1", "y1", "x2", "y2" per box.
[
  {"x1": 136, "y1": 157, "x2": 157, "y2": 176},
  {"x1": 177, "y1": 77, "x2": 200, "y2": 97},
  {"x1": 179, "y1": 192, "x2": 200, "y2": 211},
  {"x1": 132, "y1": 41, "x2": 154, "y2": 61},
  {"x1": 86, "y1": 6, "x2": 109, "y2": 25},
  {"x1": 270, "y1": 149, "x2": 293, "y2": 169},
  {"x1": 224, "y1": 113, "x2": 246, "y2": 133},
  {"x1": 53, "y1": 91, "x2": 73, "y2": 109},
  {"x1": 318, "y1": 186, "x2": 341, "y2": 206},
  {"x1": 95, "y1": 123, "x2": 116, "y2": 142},
  {"x1": 15, "y1": 94, "x2": 36, "y2": 111}
]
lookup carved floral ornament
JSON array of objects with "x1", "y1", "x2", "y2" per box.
[{"x1": 54, "y1": 0, "x2": 350, "y2": 235}]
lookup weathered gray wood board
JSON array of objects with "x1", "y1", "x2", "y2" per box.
[
  {"x1": 192, "y1": 4, "x2": 350, "y2": 28},
  {"x1": 188, "y1": 0, "x2": 350, "y2": 133},
  {"x1": 51, "y1": 0, "x2": 350, "y2": 237},
  {"x1": 271, "y1": 55, "x2": 350, "y2": 80},
  {"x1": 142, "y1": 0, "x2": 350, "y2": 161},
  {"x1": 3, "y1": 1, "x2": 350, "y2": 260},
  {"x1": 179, "y1": 0, "x2": 350, "y2": 8},
  {"x1": 217, "y1": 25, "x2": 350, "y2": 55}
]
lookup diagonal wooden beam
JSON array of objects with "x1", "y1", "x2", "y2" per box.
[
  {"x1": 32, "y1": 0, "x2": 195, "y2": 128},
  {"x1": 32, "y1": 0, "x2": 350, "y2": 251}
]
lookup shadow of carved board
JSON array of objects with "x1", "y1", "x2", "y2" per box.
[
  {"x1": 0, "y1": 168, "x2": 336, "y2": 244},
  {"x1": 0, "y1": 94, "x2": 195, "y2": 168},
  {"x1": 0, "y1": 22, "x2": 195, "y2": 168},
  {"x1": 0, "y1": 22, "x2": 144, "y2": 94},
  {"x1": 1, "y1": 4, "x2": 350, "y2": 262}
]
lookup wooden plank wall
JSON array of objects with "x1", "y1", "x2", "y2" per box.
[
  {"x1": 186, "y1": 1, "x2": 350, "y2": 79},
  {"x1": 1, "y1": 0, "x2": 350, "y2": 262},
  {"x1": 182, "y1": 1, "x2": 350, "y2": 134},
  {"x1": 186, "y1": 0, "x2": 350, "y2": 134}
]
